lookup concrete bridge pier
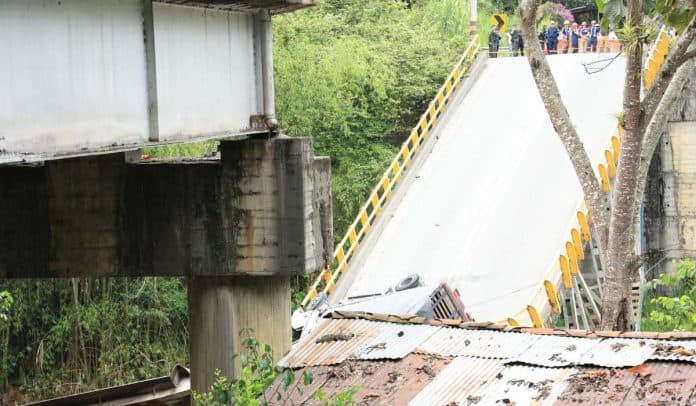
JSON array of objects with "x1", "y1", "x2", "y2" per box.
[
  {"x1": 188, "y1": 275, "x2": 291, "y2": 392},
  {"x1": 0, "y1": 136, "x2": 332, "y2": 394}
]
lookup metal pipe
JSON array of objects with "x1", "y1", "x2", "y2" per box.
[{"x1": 260, "y1": 9, "x2": 278, "y2": 131}]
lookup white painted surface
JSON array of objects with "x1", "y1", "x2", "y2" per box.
[
  {"x1": 0, "y1": 1, "x2": 259, "y2": 155},
  {"x1": 154, "y1": 4, "x2": 258, "y2": 140},
  {"x1": 345, "y1": 54, "x2": 625, "y2": 323},
  {"x1": 0, "y1": 0, "x2": 149, "y2": 153}
]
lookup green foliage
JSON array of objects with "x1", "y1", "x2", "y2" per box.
[
  {"x1": 642, "y1": 260, "x2": 696, "y2": 331},
  {"x1": 597, "y1": 0, "x2": 694, "y2": 32},
  {"x1": 655, "y1": 0, "x2": 695, "y2": 31},
  {"x1": 313, "y1": 385, "x2": 360, "y2": 406},
  {"x1": 143, "y1": 140, "x2": 218, "y2": 159},
  {"x1": 194, "y1": 331, "x2": 329, "y2": 405},
  {"x1": 274, "y1": 0, "x2": 471, "y2": 239},
  {"x1": 616, "y1": 22, "x2": 658, "y2": 54},
  {"x1": 193, "y1": 330, "x2": 279, "y2": 405},
  {"x1": 0, "y1": 291, "x2": 12, "y2": 327},
  {"x1": 0, "y1": 278, "x2": 188, "y2": 399}
]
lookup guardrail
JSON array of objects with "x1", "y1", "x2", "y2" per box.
[
  {"x1": 301, "y1": 35, "x2": 481, "y2": 308},
  {"x1": 644, "y1": 26, "x2": 669, "y2": 89},
  {"x1": 514, "y1": 27, "x2": 672, "y2": 328}
]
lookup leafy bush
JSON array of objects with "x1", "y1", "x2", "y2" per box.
[
  {"x1": 194, "y1": 330, "x2": 357, "y2": 405},
  {"x1": 642, "y1": 260, "x2": 696, "y2": 331}
]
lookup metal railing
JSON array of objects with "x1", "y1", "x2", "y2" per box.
[
  {"x1": 301, "y1": 35, "x2": 481, "y2": 308},
  {"x1": 644, "y1": 26, "x2": 670, "y2": 89}
]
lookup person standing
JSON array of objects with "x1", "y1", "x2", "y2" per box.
[
  {"x1": 488, "y1": 24, "x2": 501, "y2": 58},
  {"x1": 538, "y1": 27, "x2": 547, "y2": 53},
  {"x1": 579, "y1": 21, "x2": 590, "y2": 52},
  {"x1": 511, "y1": 25, "x2": 524, "y2": 56},
  {"x1": 570, "y1": 22, "x2": 580, "y2": 53},
  {"x1": 589, "y1": 21, "x2": 600, "y2": 52},
  {"x1": 546, "y1": 23, "x2": 559, "y2": 55},
  {"x1": 561, "y1": 20, "x2": 572, "y2": 54}
]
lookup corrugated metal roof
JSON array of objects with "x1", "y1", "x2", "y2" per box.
[
  {"x1": 581, "y1": 338, "x2": 660, "y2": 368},
  {"x1": 456, "y1": 330, "x2": 541, "y2": 359},
  {"x1": 278, "y1": 317, "x2": 696, "y2": 405},
  {"x1": 416, "y1": 327, "x2": 541, "y2": 359},
  {"x1": 479, "y1": 364, "x2": 575, "y2": 405},
  {"x1": 557, "y1": 362, "x2": 696, "y2": 404},
  {"x1": 278, "y1": 319, "x2": 378, "y2": 368},
  {"x1": 650, "y1": 340, "x2": 696, "y2": 363},
  {"x1": 514, "y1": 334, "x2": 601, "y2": 367},
  {"x1": 415, "y1": 325, "x2": 472, "y2": 356},
  {"x1": 410, "y1": 358, "x2": 576, "y2": 405},
  {"x1": 285, "y1": 317, "x2": 696, "y2": 369},
  {"x1": 356, "y1": 323, "x2": 439, "y2": 360},
  {"x1": 408, "y1": 357, "x2": 505, "y2": 405}
]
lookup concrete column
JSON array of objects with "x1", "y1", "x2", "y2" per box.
[{"x1": 188, "y1": 275, "x2": 291, "y2": 393}]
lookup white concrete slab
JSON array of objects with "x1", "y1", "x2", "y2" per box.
[{"x1": 345, "y1": 54, "x2": 626, "y2": 323}]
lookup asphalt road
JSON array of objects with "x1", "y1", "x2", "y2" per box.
[{"x1": 344, "y1": 53, "x2": 626, "y2": 324}]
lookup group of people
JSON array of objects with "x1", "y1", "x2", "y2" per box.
[
  {"x1": 539, "y1": 20, "x2": 612, "y2": 54},
  {"x1": 487, "y1": 25, "x2": 524, "y2": 58},
  {"x1": 488, "y1": 19, "x2": 618, "y2": 58}
]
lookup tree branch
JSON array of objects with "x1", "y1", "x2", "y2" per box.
[
  {"x1": 519, "y1": 0, "x2": 611, "y2": 253},
  {"x1": 641, "y1": 15, "x2": 696, "y2": 125},
  {"x1": 677, "y1": 48, "x2": 696, "y2": 66}
]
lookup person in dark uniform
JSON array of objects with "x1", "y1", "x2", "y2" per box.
[
  {"x1": 570, "y1": 22, "x2": 580, "y2": 53},
  {"x1": 488, "y1": 24, "x2": 501, "y2": 58},
  {"x1": 538, "y1": 27, "x2": 547, "y2": 53},
  {"x1": 511, "y1": 25, "x2": 524, "y2": 56},
  {"x1": 589, "y1": 21, "x2": 600, "y2": 52},
  {"x1": 546, "y1": 23, "x2": 559, "y2": 54}
]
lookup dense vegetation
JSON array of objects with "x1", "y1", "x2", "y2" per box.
[
  {"x1": 0, "y1": 0, "x2": 474, "y2": 401},
  {"x1": 1, "y1": 0, "x2": 686, "y2": 401},
  {"x1": 642, "y1": 260, "x2": 696, "y2": 332}
]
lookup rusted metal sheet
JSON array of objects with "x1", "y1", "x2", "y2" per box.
[
  {"x1": 408, "y1": 357, "x2": 504, "y2": 405},
  {"x1": 480, "y1": 364, "x2": 575, "y2": 405},
  {"x1": 416, "y1": 327, "x2": 540, "y2": 359},
  {"x1": 514, "y1": 334, "x2": 600, "y2": 367},
  {"x1": 355, "y1": 323, "x2": 439, "y2": 360},
  {"x1": 650, "y1": 340, "x2": 696, "y2": 363},
  {"x1": 278, "y1": 319, "x2": 378, "y2": 368},
  {"x1": 266, "y1": 354, "x2": 452, "y2": 405},
  {"x1": 556, "y1": 362, "x2": 696, "y2": 405}
]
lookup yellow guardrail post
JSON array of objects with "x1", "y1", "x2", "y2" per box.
[
  {"x1": 300, "y1": 35, "x2": 480, "y2": 308},
  {"x1": 544, "y1": 280, "x2": 561, "y2": 314},
  {"x1": 527, "y1": 305, "x2": 544, "y2": 328}
]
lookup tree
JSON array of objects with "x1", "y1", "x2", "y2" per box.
[{"x1": 519, "y1": 0, "x2": 696, "y2": 330}]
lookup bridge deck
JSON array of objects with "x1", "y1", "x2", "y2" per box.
[{"x1": 341, "y1": 53, "x2": 626, "y2": 323}]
